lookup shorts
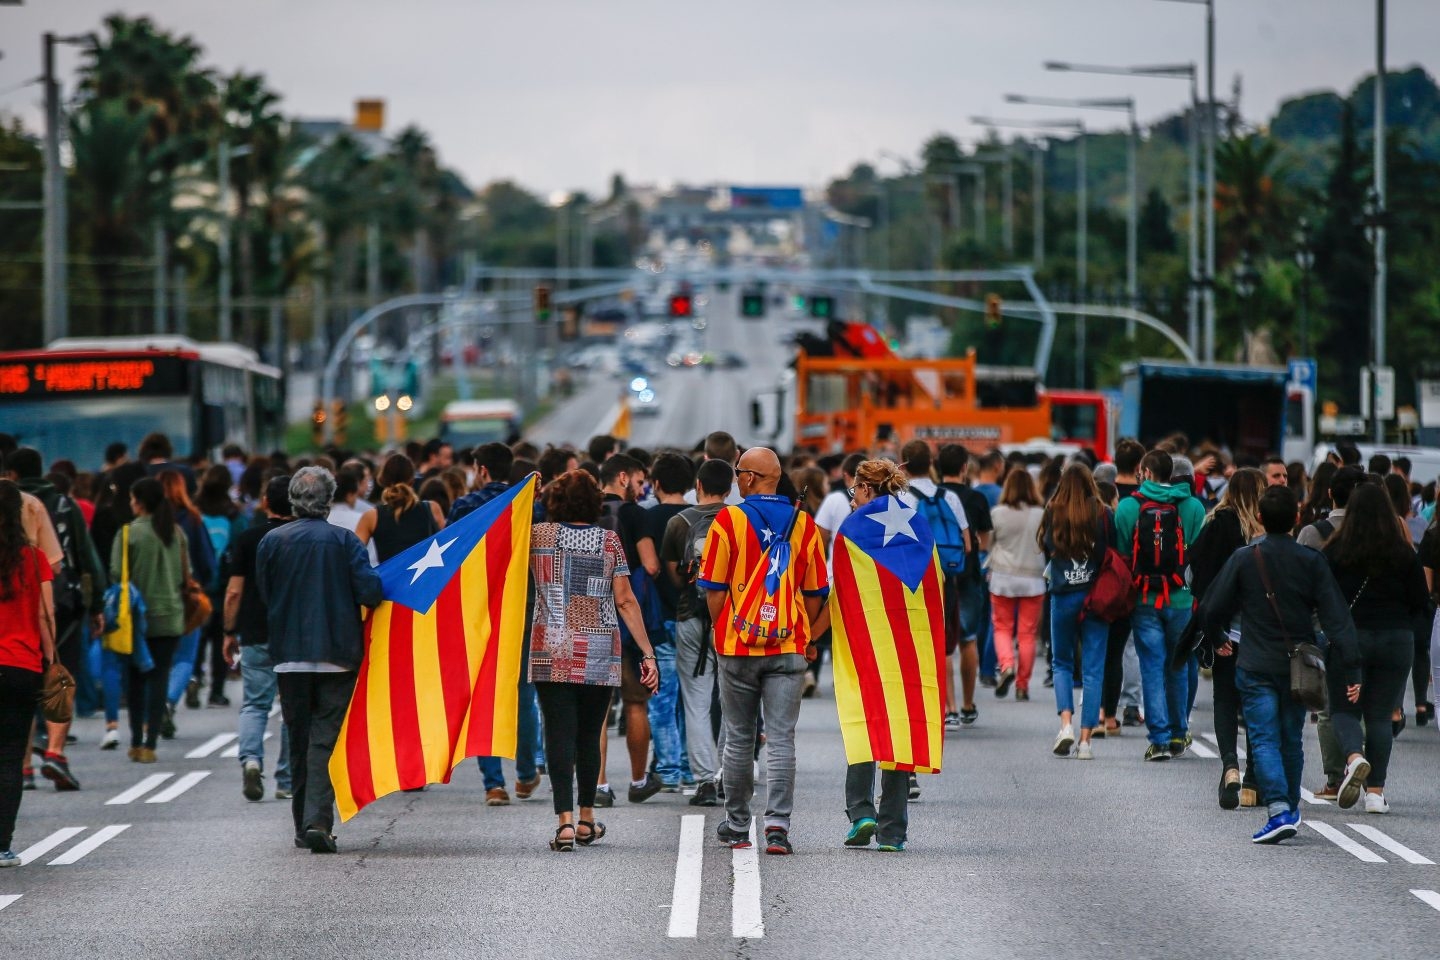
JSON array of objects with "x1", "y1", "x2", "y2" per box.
[
  {"x1": 943, "y1": 574, "x2": 982, "y2": 655},
  {"x1": 620, "y1": 655, "x2": 652, "y2": 704}
]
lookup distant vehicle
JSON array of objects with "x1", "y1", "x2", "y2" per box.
[
  {"x1": 1311, "y1": 443, "x2": 1440, "y2": 486},
  {"x1": 631, "y1": 388, "x2": 661, "y2": 417},
  {"x1": 714, "y1": 352, "x2": 747, "y2": 370},
  {"x1": 1048, "y1": 390, "x2": 1118, "y2": 461},
  {"x1": 438, "y1": 399, "x2": 522, "y2": 448}
]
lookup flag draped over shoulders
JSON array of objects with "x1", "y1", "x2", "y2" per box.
[
  {"x1": 330, "y1": 475, "x2": 537, "y2": 822},
  {"x1": 829, "y1": 494, "x2": 946, "y2": 774}
]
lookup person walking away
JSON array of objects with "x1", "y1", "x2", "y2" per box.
[
  {"x1": 355, "y1": 454, "x2": 446, "y2": 564},
  {"x1": 1187, "y1": 467, "x2": 1265, "y2": 808},
  {"x1": 157, "y1": 469, "x2": 215, "y2": 733},
  {"x1": 1321, "y1": 484, "x2": 1428, "y2": 813},
  {"x1": 0, "y1": 480, "x2": 58, "y2": 866},
  {"x1": 256, "y1": 468, "x2": 384, "y2": 853},
  {"x1": 196, "y1": 466, "x2": 243, "y2": 707},
  {"x1": 1381, "y1": 473, "x2": 1432, "y2": 730},
  {"x1": 988, "y1": 469, "x2": 1046, "y2": 701},
  {"x1": 113, "y1": 478, "x2": 187, "y2": 762},
  {"x1": 89, "y1": 461, "x2": 146, "y2": 750},
  {"x1": 1203, "y1": 486, "x2": 1361, "y2": 843},
  {"x1": 221, "y1": 475, "x2": 294, "y2": 802},
  {"x1": 1039, "y1": 464, "x2": 1114, "y2": 759},
  {"x1": 700, "y1": 448, "x2": 828, "y2": 854},
  {"x1": 327, "y1": 467, "x2": 378, "y2": 567},
  {"x1": 1114, "y1": 450, "x2": 1206, "y2": 760},
  {"x1": 937, "y1": 444, "x2": 993, "y2": 723},
  {"x1": 528, "y1": 470, "x2": 659, "y2": 851},
  {"x1": 812, "y1": 454, "x2": 866, "y2": 699},
  {"x1": 662, "y1": 460, "x2": 734, "y2": 807}
]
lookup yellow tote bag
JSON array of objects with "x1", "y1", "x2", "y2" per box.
[{"x1": 102, "y1": 524, "x2": 134, "y2": 656}]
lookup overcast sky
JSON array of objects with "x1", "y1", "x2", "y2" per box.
[{"x1": 1, "y1": 1, "x2": 1434, "y2": 195}]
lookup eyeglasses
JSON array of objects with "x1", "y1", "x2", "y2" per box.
[
  {"x1": 736, "y1": 469, "x2": 768, "y2": 480},
  {"x1": 847, "y1": 483, "x2": 869, "y2": 499}
]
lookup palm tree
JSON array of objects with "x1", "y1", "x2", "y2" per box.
[
  {"x1": 1215, "y1": 134, "x2": 1292, "y2": 262},
  {"x1": 222, "y1": 71, "x2": 285, "y2": 346}
]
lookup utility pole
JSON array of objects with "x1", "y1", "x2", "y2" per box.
[
  {"x1": 217, "y1": 140, "x2": 233, "y2": 341},
  {"x1": 153, "y1": 224, "x2": 167, "y2": 333},
  {"x1": 42, "y1": 33, "x2": 68, "y2": 345},
  {"x1": 1126, "y1": 108, "x2": 1138, "y2": 335},
  {"x1": 1373, "y1": 0, "x2": 1387, "y2": 444},
  {"x1": 1002, "y1": 145, "x2": 1014, "y2": 256},
  {"x1": 1204, "y1": 0, "x2": 1217, "y2": 363},
  {"x1": 1077, "y1": 128, "x2": 1087, "y2": 388},
  {"x1": 1032, "y1": 141, "x2": 1045, "y2": 268}
]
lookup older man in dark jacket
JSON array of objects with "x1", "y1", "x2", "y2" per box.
[
  {"x1": 1203, "y1": 485, "x2": 1361, "y2": 846},
  {"x1": 257, "y1": 467, "x2": 383, "y2": 853}
]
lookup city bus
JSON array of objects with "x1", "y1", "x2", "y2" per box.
[{"x1": 0, "y1": 336, "x2": 284, "y2": 469}]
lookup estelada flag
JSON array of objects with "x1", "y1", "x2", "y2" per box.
[
  {"x1": 829, "y1": 493, "x2": 946, "y2": 773},
  {"x1": 330, "y1": 475, "x2": 536, "y2": 821}
]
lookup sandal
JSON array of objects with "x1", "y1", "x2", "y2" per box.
[
  {"x1": 576, "y1": 820, "x2": 606, "y2": 846},
  {"x1": 549, "y1": 824, "x2": 576, "y2": 852}
]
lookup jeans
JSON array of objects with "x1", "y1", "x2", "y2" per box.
[
  {"x1": 239, "y1": 644, "x2": 291, "y2": 791},
  {"x1": 1101, "y1": 617, "x2": 1132, "y2": 720},
  {"x1": 101, "y1": 648, "x2": 125, "y2": 725},
  {"x1": 535, "y1": 682, "x2": 611, "y2": 815},
  {"x1": 1048, "y1": 591, "x2": 1108, "y2": 729},
  {"x1": 1328, "y1": 627, "x2": 1413, "y2": 788},
  {"x1": 1132, "y1": 605, "x2": 1194, "y2": 746},
  {"x1": 992, "y1": 594, "x2": 1043, "y2": 690},
  {"x1": 1236, "y1": 667, "x2": 1306, "y2": 817},
  {"x1": 845, "y1": 762, "x2": 909, "y2": 846},
  {"x1": 478, "y1": 640, "x2": 539, "y2": 790},
  {"x1": 716, "y1": 653, "x2": 807, "y2": 833},
  {"x1": 129, "y1": 636, "x2": 179, "y2": 750},
  {"x1": 674, "y1": 617, "x2": 719, "y2": 783},
  {"x1": 0, "y1": 667, "x2": 42, "y2": 851},
  {"x1": 277, "y1": 671, "x2": 357, "y2": 837},
  {"x1": 1120, "y1": 635, "x2": 1142, "y2": 710},
  {"x1": 167, "y1": 628, "x2": 201, "y2": 705},
  {"x1": 648, "y1": 636, "x2": 683, "y2": 784},
  {"x1": 75, "y1": 630, "x2": 100, "y2": 717}
]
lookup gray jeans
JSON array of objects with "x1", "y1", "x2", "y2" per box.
[
  {"x1": 716, "y1": 653, "x2": 807, "y2": 833},
  {"x1": 1120, "y1": 633, "x2": 1142, "y2": 710},
  {"x1": 675, "y1": 617, "x2": 719, "y2": 783},
  {"x1": 844, "y1": 762, "x2": 909, "y2": 846}
]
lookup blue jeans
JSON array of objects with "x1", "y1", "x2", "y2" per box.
[
  {"x1": 479, "y1": 641, "x2": 540, "y2": 790},
  {"x1": 100, "y1": 648, "x2": 126, "y2": 725},
  {"x1": 1048, "y1": 591, "x2": 1108, "y2": 729},
  {"x1": 239, "y1": 644, "x2": 291, "y2": 790},
  {"x1": 1132, "y1": 605, "x2": 1194, "y2": 746},
  {"x1": 167, "y1": 628, "x2": 201, "y2": 705},
  {"x1": 1236, "y1": 667, "x2": 1305, "y2": 817},
  {"x1": 76, "y1": 630, "x2": 100, "y2": 717},
  {"x1": 648, "y1": 637, "x2": 683, "y2": 784}
]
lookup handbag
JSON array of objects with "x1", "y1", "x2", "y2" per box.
[
  {"x1": 30, "y1": 547, "x2": 75, "y2": 723},
  {"x1": 1252, "y1": 544, "x2": 1327, "y2": 710},
  {"x1": 180, "y1": 543, "x2": 213, "y2": 635},
  {"x1": 101, "y1": 525, "x2": 155, "y2": 672}
]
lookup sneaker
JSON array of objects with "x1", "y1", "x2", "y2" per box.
[
  {"x1": 876, "y1": 842, "x2": 906, "y2": 852},
  {"x1": 1169, "y1": 738, "x2": 1187, "y2": 758},
  {"x1": 1252, "y1": 809, "x2": 1300, "y2": 844},
  {"x1": 844, "y1": 817, "x2": 876, "y2": 848},
  {"x1": 160, "y1": 705, "x2": 177, "y2": 740},
  {"x1": 908, "y1": 773, "x2": 921, "y2": 800},
  {"x1": 242, "y1": 760, "x2": 264, "y2": 802},
  {"x1": 944, "y1": 712, "x2": 960, "y2": 728},
  {"x1": 801, "y1": 673, "x2": 818, "y2": 699},
  {"x1": 100, "y1": 728, "x2": 120, "y2": 750},
  {"x1": 1122, "y1": 706, "x2": 1143, "y2": 727},
  {"x1": 1052, "y1": 724, "x2": 1075, "y2": 757},
  {"x1": 184, "y1": 678, "x2": 202, "y2": 710},
  {"x1": 660, "y1": 781, "x2": 682, "y2": 794},
  {"x1": 628, "y1": 773, "x2": 663, "y2": 804},
  {"x1": 0, "y1": 850, "x2": 19, "y2": 868},
  {"x1": 485, "y1": 787, "x2": 510, "y2": 806},
  {"x1": 689, "y1": 781, "x2": 720, "y2": 807},
  {"x1": 994, "y1": 667, "x2": 1015, "y2": 699},
  {"x1": 960, "y1": 706, "x2": 978, "y2": 726},
  {"x1": 593, "y1": 786, "x2": 616, "y2": 808},
  {"x1": 1337, "y1": 755, "x2": 1371, "y2": 810},
  {"x1": 979, "y1": 674, "x2": 997, "y2": 689},
  {"x1": 274, "y1": 787, "x2": 293, "y2": 800},
  {"x1": 303, "y1": 827, "x2": 337, "y2": 854},
  {"x1": 206, "y1": 695, "x2": 232, "y2": 708},
  {"x1": 41, "y1": 754, "x2": 80, "y2": 791},
  {"x1": 21, "y1": 768, "x2": 34, "y2": 790},
  {"x1": 1076, "y1": 740, "x2": 1094, "y2": 760},
  {"x1": 764, "y1": 827, "x2": 793, "y2": 855},
  {"x1": 1311, "y1": 782, "x2": 1340, "y2": 801},
  {"x1": 514, "y1": 774, "x2": 542, "y2": 800},
  {"x1": 1363, "y1": 791, "x2": 1389, "y2": 814},
  {"x1": 1143, "y1": 744, "x2": 1171, "y2": 762},
  {"x1": 1015, "y1": 688, "x2": 1030, "y2": 702},
  {"x1": 716, "y1": 821, "x2": 751, "y2": 848}
]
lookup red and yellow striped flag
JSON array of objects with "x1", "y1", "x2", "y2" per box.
[
  {"x1": 330, "y1": 476, "x2": 536, "y2": 821},
  {"x1": 830, "y1": 494, "x2": 946, "y2": 773}
]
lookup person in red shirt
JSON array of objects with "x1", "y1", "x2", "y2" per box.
[{"x1": 0, "y1": 479, "x2": 58, "y2": 867}]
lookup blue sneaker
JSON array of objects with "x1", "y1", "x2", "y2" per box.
[
  {"x1": 844, "y1": 818, "x2": 877, "y2": 848},
  {"x1": 1252, "y1": 808, "x2": 1300, "y2": 844}
]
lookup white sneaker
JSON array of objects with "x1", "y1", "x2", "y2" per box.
[
  {"x1": 1363, "y1": 792, "x2": 1389, "y2": 814},
  {"x1": 1337, "y1": 755, "x2": 1370, "y2": 809},
  {"x1": 100, "y1": 728, "x2": 120, "y2": 750},
  {"x1": 1076, "y1": 740, "x2": 1094, "y2": 760},
  {"x1": 1053, "y1": 724, "x2": 1075, "y2": 757}
]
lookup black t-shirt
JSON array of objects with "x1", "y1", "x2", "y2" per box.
[
  {"x1": 941, "y1": 480, "x2": 992, "y2": 579},
  {"x1": 642, "y1": 502, "x2": 689, "y2": 619},
  {"x1": 223, "y1": 517, "x2": 289, "y2": 646},
  {"x1": 601, "y1": 494, "x2": 647, "y2": 571}
]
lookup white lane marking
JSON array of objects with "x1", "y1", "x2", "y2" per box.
[
  {"x1": 1412, "y1": 890, "x2": 1440, "y2": 912},
  {"x1": 145, "y1": 771, "x2": 211, "y2": 803},
  {"x1": 1307, "y1": 821, "x2": 1385, "y2": 862},
  {"x1": 269, "y1": 703, "x2": 280, "y2": 719},
  {"x1": 1348, "y1": 825, "x2": 1434, "y2": 865},
  {"x1": 49, "y1": 825, "x2": 129, "y2": 865},
  {"x1": 106, "y1": 774, "x2": 173, "y2": 805},
  {"x1": 1300, "y1": 788, "x2": 1331, "y2": 806},
  {"x1": 1188, "y1": 740, "x2": 1218, "y2": 759},
  {"x1": 1201, "y1": 732, "x2": 1247, "y2": 759},
  {"x1": 220, "y1": 732, "x2": 270, "y2": 759},
  {"x1": 0, "y1": 895, "x2": 19, "y2": 913},
  {"x1": 185, "y1": 733, "x2": 238, "y2": 759},
  {"x1": 731, "y1": 823, "x2": 764, "y2": 939},
  {"x1": 667, "y1": 816, "x2": 705, "y2": 938},
  {"x1": 15, "y1": 827, "x2": 85, "y2": 865}
]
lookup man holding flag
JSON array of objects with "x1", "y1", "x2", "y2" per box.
[
  {"x1": 830, "y1": 459, "x2": 947, "y2": 853},
  {"x1": 699, "y1": 447, "x2": 828, "y2": 855}
]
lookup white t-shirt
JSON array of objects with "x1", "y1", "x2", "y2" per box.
[
  {"x1": 328, "y1": 500, "x2": 379, "y2": 567},
  {"x1": 684, "y1": 479, "x2": 743, "y2": 507},
  {"x1": 899, "y1": 477, "x2": 970, "y2": 530}
]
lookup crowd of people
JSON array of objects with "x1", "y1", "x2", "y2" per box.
[{"x1": 1, "y1": 424, "x2": 1438, "y2": 863}]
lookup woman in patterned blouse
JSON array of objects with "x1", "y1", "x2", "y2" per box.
[{"x1": 530, "y1": 469, "x2": 659, "y2": 851}]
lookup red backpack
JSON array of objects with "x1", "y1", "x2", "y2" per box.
[{"x1": 1083, "y1": 548, "x2": 1137, "y2": 623}]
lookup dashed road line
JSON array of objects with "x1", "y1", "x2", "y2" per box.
[
  {"x1": 667, "y1": 815, "x2": 705, "y2": 938},
  {"x1": 0, "y1": 894, "x2": 20, "y2": 913},
  {"x1": 1307, "y1": 821, "x2": 1385, "y2": 862},
  {"x1": 1412, "y1": 890, "x2": 1440, "y2": 912},
  {"x1": 15, "y1": 828, "x2": 86, "y2": 865},
  {"x1": 185, "y1": 733, "x2": 238, "y2": 759},
  {"x1": 1187, "y1": 740, "x2": 1218, "y2": 759},
  {"x1": 221, "y1": 732, "x2": 269, "y2": 759},
  {"x1": 1347, "y1": 824, "x2": 1434, "y2": 865},
  {"x1": 145, "y1": 771, "x2": 211, "y2": 803},
  {"x1": 49, "y1": 825, "x2": 129, "y2": 865},
  {"x1": 1300, "y1": 788, "x2": 1331, "y2": 807},
  {"x1": 106, "y1": 773, "x2": 173, "y2": 805},
  {"x1": 731, "y1": 823, "x2": 764, "y2": 939}
]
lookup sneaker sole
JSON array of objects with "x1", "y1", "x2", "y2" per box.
[
  {"x1": 1337, "y1": 759, "x2": 1371, "y2": 810},
  {"x1": 994, "y1": 674, "x2": 1014, "y2": 698},
  {"x1": 40, "y1": 766, "x2": 79, "y2": 791},
  {"x1": 765, "y1": 842, "x2": 792, "y2": 855},
  {"x1": 303, "y1": 829, "x2": 337, "y2": 854},
  {"x1": 845, "y1": 820, "x2": 876, "y2": 847},
  {"x1": 1252, "y1": 823, "x2": 1298, "y2": 844},
  {"x1": 1053, "y1": 735, "x2": 1075, "y2": 757}
]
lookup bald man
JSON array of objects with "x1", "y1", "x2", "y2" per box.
[{"x1": 699, "y1": 447, "x2": 829, "y2": 855}]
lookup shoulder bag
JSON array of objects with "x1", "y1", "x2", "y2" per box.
[
  {"x1": 31, "y1": 547, "x2": 75, "y2": 724},
  {"x1": 180, "y1": 537, "x2": 213, "y2": 635},
  {"x1": 1253, "y1": 544, "x2": 1326, "y2": 710}
]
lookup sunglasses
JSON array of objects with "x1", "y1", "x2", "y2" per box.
[{"x1": 736, "y1": 469, "x2": 768, "y2": 480}]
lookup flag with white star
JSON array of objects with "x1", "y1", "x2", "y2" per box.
[{"x1": 330, "y1": 475, "x2": 538, "y2": 821}]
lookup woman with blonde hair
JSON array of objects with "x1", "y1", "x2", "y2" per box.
[
  {"x1": 356, "y1": 454, "x2": 447, "y2": 564},
  {"x1": 989, "y1": 468, "x2": 1046, "y2": 700}
]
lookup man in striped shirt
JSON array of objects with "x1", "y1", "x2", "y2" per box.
[{"x1": 699, "y1": 447, "x2": 828, "y2": 855}]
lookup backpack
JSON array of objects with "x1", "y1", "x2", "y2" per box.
[
  {"x1": 1129, "y1": 494, "x2": 1187, "y2": 608},
  {"x1": 1083, "y1": 548, "x2": 1137, "y2": 623},
  {"x1": 202, "y1": 514, "x2": 236, "y2": 594},
  {"x1": 914, "y1": 489, "x2": 966, "y2": 575},
  {"x1": 678, "y1": 505, "x2": 721, "y2": 618},
  {"x1": 1312, "y1": 518, "x2": 1336, "y2": 543},
  {"x1": 37, "y1": 490, "x2": 86, "y2": 624},
  {"x1": 599, "y1": 501, "x2": 668, "y2": 645}
]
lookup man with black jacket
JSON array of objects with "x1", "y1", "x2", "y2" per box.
[{"x1": 1203, "y1": 486, "x2": 1361, "y2": 844}]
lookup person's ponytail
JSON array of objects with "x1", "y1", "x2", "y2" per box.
[{"x1": 131, "y1": 477, "x2": 177, "y2": 547}]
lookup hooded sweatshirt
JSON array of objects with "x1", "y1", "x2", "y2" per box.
[{"x1": 1113, "y1": 479, "x2": 1208, "y2": 610}]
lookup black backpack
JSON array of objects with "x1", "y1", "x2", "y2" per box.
[
  {"x1": 1129, "y1": 494, "x2": 1187, "y2": 608},
  {"x1": 37, "y1": 490, "x2": 86, "y2": 623},
  {"x1": 677, "y1": 506, "x2": 721, "y2": 613},
  {"x1": 599, "y1": 501, "x2": 668, "y2": 644}
]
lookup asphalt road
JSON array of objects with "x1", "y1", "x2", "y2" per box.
[{"x1": 6, "y1": 666, "x2": 1440, "y2": 959}]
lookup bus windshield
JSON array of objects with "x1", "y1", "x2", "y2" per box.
[
  {"x1": 3, "y1": 396, "x2": 191, "y2": 470},
  {"x1": 441, "y1": 418, "x2": 517, "y2": 448}
]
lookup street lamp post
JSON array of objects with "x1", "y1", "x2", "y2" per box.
[
  {"x1": 1232, "y1": 249, "x2": 1258, "y2": 365},
  {"x1": 1363, "y1": 187, "x2": 1386, "y2": 442},
  {"x1": 41, "y1": 32, "x2": 92, "y2": 345},
  {"x1": 1373, "y1": 0, "x2": 1387, "y2": 445},
  {"x1": 1294, "y1": 218, "x2": 1314, "y2": 357}
]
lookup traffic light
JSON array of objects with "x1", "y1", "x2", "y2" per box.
[
  {"x1": 331, "y1": 399, "x2": 348, "y2": 447},
  {"x1": 668, "y1": 294, "x2": 693, "y2": 318},
  {"x1": 809, "y1": 295, "x2": 835, "y2": 319},
  {"x1": 534, "y1": 284, "x2": 552, "y2": 323},
  {"x1": 985, "y1": 293, "x2": 1003, "y2": 329},
  {"x1": 741, "y1": 292, "x2": 766, "y2": 318},
  {"x1": 311, "y1": 399, "x2": 326, "y2": 447}
]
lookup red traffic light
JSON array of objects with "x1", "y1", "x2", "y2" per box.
[{"x1": 668, "y1": 294, "x2": 693, "y2": 318}]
